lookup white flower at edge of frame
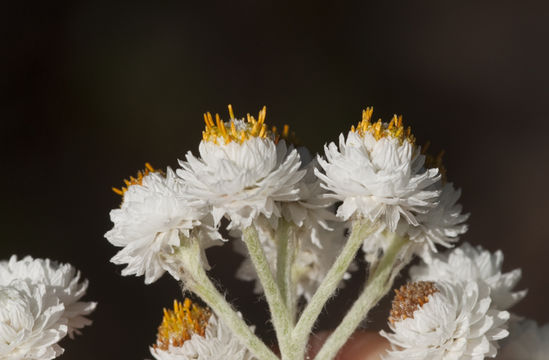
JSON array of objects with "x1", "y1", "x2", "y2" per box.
[
  {"x1": 178, "y1": 129, "x2": 305, "y2": 231},
  {"x1": 381, "y1": 280, "x2": 510, "y2": 360},
  {"x1": 105, "y1": 168, "x2": 220, "y2": 284},
  {"x1": 150, "y1": 313, "x2": 257, "y2": 360},
  {"x1": 409, "y1": 242, "x2": 527, "y2": 310},
  {"x1": 316, "y1": 130, "x2": 441, "y2": 232},
  {"x1": 498, "y1": 318, "x2": 549, "y2": 360},
  {"x1": 0, "y1": 256, "x2": 96, "y2": 338},
  {"x1": 0, "y1": 280, "x2": 67, "y2": 360}
]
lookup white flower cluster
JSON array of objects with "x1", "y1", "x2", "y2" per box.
[
  {"x1": 380, "y1": 243, "x2": 526, "y2": 359},
  {"x1": 0, "y1": 256, "x2": 96, "y2": 359},
  {"x1": 316, "y1": 108, "x2": 469, "y2": 262}
]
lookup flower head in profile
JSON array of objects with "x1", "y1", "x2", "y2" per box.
[
  {"x1": 409, "y1": 242, "x2": 527, "y2": 310},
  {"x1": 498, "y1": 319, "x2": 549, "y2": 360},
  {"x1": 177, "y1": 106, "x2": 305, "y2": 231},
  {"x1": 381, "y1": 280, "x2": 509, "y2": 360},
  {"x1": 316, "y1": 108, "x2": 441, "y2": 231},
  {"x1": 0, "y1": 256, "x2": 96, "y2": 338},
  {"x1": 150, "y1": 299, "x2": 255, "y2": 360},
  {"x1": 0, "y1": 280, "x2": 67, "y2": 360},
  {"x1": 105, "y1": 164, "x2": 221, "y2": 284}
]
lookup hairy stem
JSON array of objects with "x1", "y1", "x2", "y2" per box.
[
  {"x1": 276, "y1": 220, "x2": 297, "y2": 323},
  {"x1": 291, "y1": 220, "x2": 379, "y2": 356},
  {"x1": 243, "y1": 225, "x2": 293, "y2": 360},
  {"x1": 313, "y1": 233, "x2": 409, "y2": 360},
  {"x1": 176, "y1": 242, "x2": 279, "y2": 360}
]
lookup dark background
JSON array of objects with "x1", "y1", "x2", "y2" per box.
[{"x1": 2, "y1": 1, "x2": 549, "y2": 359}]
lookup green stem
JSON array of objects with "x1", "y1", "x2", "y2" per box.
[
  {"x1": 276, "y1": 220, "x2": 297, "y2": 323},
  {"x1": 177, "y1": 244, "x2": 279, "y2": 360},
  {"x1": 243, "y1": 225, "x2": 292, "y2": 359},
  {"x1": 313, "y1": 234, "x2": 409, "y2": 360},
  {"x1": 291, "y1": 220, "x2": 379, "y2": 356}
]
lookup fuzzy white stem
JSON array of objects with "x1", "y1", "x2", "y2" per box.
[
  {"x1": 243, "y1": 225, "x2": 293, "y2": 360},
  {"x1": 276, "y1": 220, "x2": 297, "y2": 323},
  {"x1": 291, "y1": 219, "x2": 378, "y2": 356},
  {"x1": 174, "y1": 242, "x2": 278, "y2": 360},
  {"x1": 313, "y1": 233, "x2": 409, "y2": 360}
]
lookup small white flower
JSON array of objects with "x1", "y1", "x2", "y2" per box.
[
  {"x1": 0, "y1": 280, "x2": 67, "y2": 360},
  {"x1": 235, "y1": 222, "x2": 352, "y2": 301},
  {"x1": 281, "y1": 149, "x2": 336, "y2": 247},
  {"x1": 498, "y1": 319, "x2": 549, "y2": 360},
  {"x1": 0, "y1": 256, "x2": 96, "y2": 338},
  {"x1": 105, "y1": 165, "x2": 221, "y2": 284},
  {"x1": 407, "y1": 182, "x2": 469, "y2": 261},
  {"x1": 409, "y1": 242, "x2": 527, "y2": 310},
  {"x1": 381, "y1": 280, "x2": 509, "y2": 360},
  {"x1": 316, "y1": 109, "x2": 441, "y2": 231},
  {"x1": 150, "y1": 299, "x2": 256, "y2": 360},
  {"x1": 177, "y1": 107, "x2": 305, "y2": 231}
]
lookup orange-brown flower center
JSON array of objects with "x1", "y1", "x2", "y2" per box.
[
  {"x1": 154, "y1": 299, "x2": 212, "y2": 351},
  {"x1": 351, "y1": 106, "x2": 416, "y2": 144},
  {"x1": 112, "y1": 163, "x2": 160, "y2": 196},
  {"x1": 389, "y1": 281, "x2": 438, "y2": 324}
]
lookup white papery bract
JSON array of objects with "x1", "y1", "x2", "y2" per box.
[
  {"x1": 105, "y1": 168, "x2": 221, "y2": 284},
  {"x1": 498, "y1": 319, "x2": 549, "y2": 360},
  {"x1": 407, "y1": 182, "x2": 469, "y2": 261},
  {"x1": 0, "y1": 256, "x2": 96, "y2": 338},
  {"x1": 381, "y1": 281, "x2": 509, "y2": 360},
  {"x1": 409, "y1": 242, "x2": 527, "y2": 310},
  {"x1": 177, "y1": 113, "x2": 305, "y2": 231},
  {"x1": 316, "y1": 113, "x2": 441, "y2": 231},
  {"x1": 0, "y1": 280, "x2": 67, "y2": 360}
]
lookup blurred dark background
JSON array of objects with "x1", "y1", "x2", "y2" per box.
[{"x1": 2, "y1": 0, "x2": 549, "y2": 358}]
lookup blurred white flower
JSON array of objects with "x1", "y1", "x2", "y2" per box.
[
  {"x1": 177, "y1": 108, "x2": 305, "y2": 231},
  {"x1": 281, "y1": 149, "x2": 336, "y2": 247},
  {"x1": 150, "y1": 299, "x2": 255, "y2": 360},
  {"x1": 498, "y1": 319, "x2": 549, "y2": 360},
  {"x1": 235, "y1": 222, "x2": 352, "y2": 301},
  {"x1": 409, "y1": 242, "x2": 526, "y2": 310},
  {"x1": 381, "y1": 280, "x2": 509, "y2": 360},
  {"x1": 407, "y1": 182, "x2": 469, "y2": 261},
  {"x1": 316, "y1": 109, "x2": 441, "y2": 231},
  {"x1": 105, "y1": 165, "x2": 221, "y2": 284},
  {"x1": 0, "y1": 280, "x2": 67, "y2": 360},
  {"x1": 0, "y1": 256, "x2": 96, "y2": 338}
]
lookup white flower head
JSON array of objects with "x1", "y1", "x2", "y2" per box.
[
  {"x1": 177, "y1": 106, "x2": 305, "y2": 231},
  {"x1": 316, "y1": 108, "x2": 441, "y2": 231},
  {"x1": 381, "y1": 280, "x2": 510, "y2": 360},
  {"x1": 150, "y1": 299, "x2": 256, "y2": 360},
  {"x1": 0, "y1": 280, "x2": 67, "y2": 360},
  {"x1": 0, "y1": 256, "x2": 96, "y2": 338},
  {"x1": 281, "y1": 148, "x2": 337, "y2": 247},
  {"x1": 105, "y1": 164, "x2": 221, "y2": 284},
  {"x1": 409, "y1": 242, "x2": 527, "y2": 310},
  {"x1": 407, "y1": 181, "x2": 469, "y2": 261},
  {"x1": 498, "y1": 319, "x2": 549, "y2": 360}
]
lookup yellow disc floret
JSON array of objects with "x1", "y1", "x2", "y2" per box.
[
  {"x1": 112, "y1": 163, "x2": 160, "y2": 196},
  {"x1": 389, "y1": 281, "x2": 438, "y2": 325},
  {"x1": 202, "y1": 105, "x2": 294, "y2": 145},
  {"x1": 351, "y1": 106, "x2": 416, "y2": 144},
  {"x1": 155, "y1": 299, "x2": 212, "y2": 351}
]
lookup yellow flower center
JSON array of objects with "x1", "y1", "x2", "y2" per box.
[
  {"x1": 112, "y1": 163, "x2": 160, "y2": 196},
  {"x1": 351, "y1": 106, "x2": 416, "y2": 144},
  {"x1": 155, "y1": 299, "x2": 212, "y2": 351},
  {"x1": 389, "y1": 281, "x2": 438, "y2": 324},
  {"x1": 202, "y1": 105, "x2": 294, "y2": 145}
]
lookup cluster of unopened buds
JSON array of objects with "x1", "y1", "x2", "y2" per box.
[{"x1": 2, "y1": 105, "x2": 547, "y2": 359}]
